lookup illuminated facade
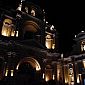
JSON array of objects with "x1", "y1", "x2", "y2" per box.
[
  {"x1": 0, "y1": 1, "x2": 85, "y2": 85},
  {"x1": 60, "y1": 31, "x2": 85, "y2": 85},
  {"x1": 0, "y1": 1, "x2": 60, "y2": 83}
]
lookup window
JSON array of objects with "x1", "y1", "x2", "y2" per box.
[
  {"x1": 45, "y1": 32, "x2": 55, "y2": 49},
  {"x1": 45, "y1": 34, "x2": 53, "y2": 49},
  {"x1": 81, "y1": 40, "x2": 85, "y2": 52},
  {"x1": 31, "y1": 9, "x2": 35, "y2": 16},
  {"x1": 25, "y1": 6, "x2": 28, "y2": 13},
  {"x1": 1, "y1": 18, "x2": 18, "y2": 37}
]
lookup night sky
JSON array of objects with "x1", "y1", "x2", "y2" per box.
[{"x1": 0, "y1": 0, "x2": 85, "y2": 54}]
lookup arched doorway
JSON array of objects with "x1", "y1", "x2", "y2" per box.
[
  {"x1": 16, "y1": 57, "x2": 41, "y2": 71},
  {"x1": 17, "y1": 62, "x2": 35, "y2": 75},
  {"x1": 15, "y1": 57, "x2": 42, "y2": 84}
]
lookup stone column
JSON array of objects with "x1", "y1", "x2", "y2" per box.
[{"x1": 71, "y1": 57, "x2": 77, "y2": 85}]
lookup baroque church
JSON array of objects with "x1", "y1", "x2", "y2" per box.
[{"x1": 0, "y1": 0, "x2": 85, "y2": 85}]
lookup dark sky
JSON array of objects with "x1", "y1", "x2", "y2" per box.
[
  {"x1": 22, "y1": 0, "x2": 85, "y2": 54},
  {"x1": 43, "y1": 1, "x2": 85, "y2": 54},
  {"x1": 0, "y1": 0, "x2": 85, "y2": 54}
]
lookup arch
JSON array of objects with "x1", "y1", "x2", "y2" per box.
[
  {"x1": 16, "y1": 57, "x2": 41, "y2": 71},
  {"x1": 23, "y1": 20, "x2": 40, "y2": 33}
]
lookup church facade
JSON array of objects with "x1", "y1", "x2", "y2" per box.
[{"x1": 0, "y1": 1, "x2": 85, "y2": 85}]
